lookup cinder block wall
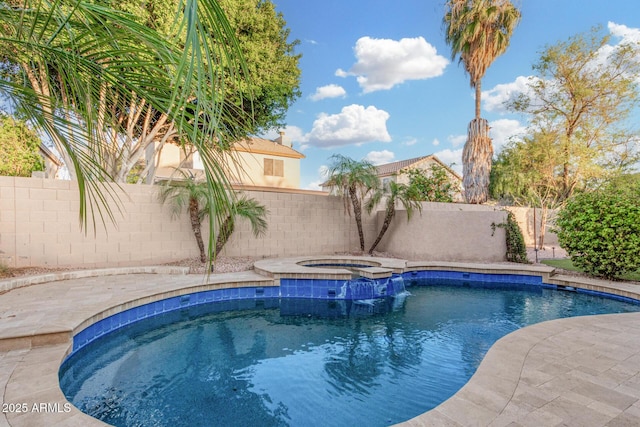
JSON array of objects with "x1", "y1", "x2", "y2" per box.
[
  {"x1": 0, "y1": 177, "x2": 373, "y2": 268},
  {"x1": 374, "y1": 202, "x2": 508, "y2": 262},
  {"x1": 505, "y1": 206, "x2": 559, "y2": 248},
  {"x1": 0, "y1": 177, "x2": 200, "y2": 268},
  {"x1": 218, "y1": 189, "x2": 374, "y2": 258},
  {"x1": 0, "y1": 177, "x2": 519, "y2": 268}
]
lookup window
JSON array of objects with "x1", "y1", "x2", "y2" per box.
[
  {"x1": 264, "y1": 158, "x2": 284, "y2": 177},
  {"x1": 381, "y1": 177, "x2": 392, "y2": 193}
]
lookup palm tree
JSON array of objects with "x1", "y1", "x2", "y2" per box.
[
  {"x1": 0, "y1": 0, "x2": 247, "y2": 250},
  {"x1": 326, "y1": 154, "x2": 380, "y2": 252},
  {"x1": 215, "y1": 195, "x2": 269, "y2": 255},
  {"x1": 443, "y1": 0, "x2": 521, "y2": 204},
  {"x1": 158, "y1": 172, "x2": 214, "y2": 263},
  {"x1": 366, "y1": 181, "x2": 422, "y2": 254},
  {"x1": 159, "y1": 175, "x2": 268, "y2": 263}
]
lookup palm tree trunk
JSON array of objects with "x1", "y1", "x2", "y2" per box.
[
  {"x1": 368, "y1": 205, "x2": 395, "y2": 254},
  {"x1": 349, "y1": 186, "x2": 365, "y2": 251},
  {"x1": 462, "y1": 118, "x2": 493, "y2": 204},
  {"x1": 189, "y1": 197, "x2": 206, "y2": 263},
  {"x1": 215, "y1": 215, "x2": 235, "y2": 255},
  {"x1": 475, "y1": 80, "x2": 482, "y2": 119}
]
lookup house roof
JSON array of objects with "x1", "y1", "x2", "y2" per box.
[
  {"x1": 320, "y1": 154, "x2": 461, "y2": 189},
  {"x1": 375, "y1": 156, "x2": 430, "y2": 176},
  {"x1": 39, "y1": 144, "x2": 63, "y2": 166},
  {"x1": 233, "y1": 137, "x2": 305, "y2": 159},
  {"x1": 376, "y1": 155, "x2": 462, "y2": 180}
]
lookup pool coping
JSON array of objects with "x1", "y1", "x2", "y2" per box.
[{"x1": 2, "y1": 258, "x2": 640, "y2": 426}]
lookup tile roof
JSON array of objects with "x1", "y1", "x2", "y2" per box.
[
  {"x1": 320, "y1": 154, "x2": 462, "y2": 188},
  {"x1": 39, "y1": 144, "x2": 63, "y2": 166},
  {"x1": 375, "y1": 156, "x2": 430, "y2": 176},
  {"x1": 233, "y1": 137, "x2": 305, "y2": 159}
]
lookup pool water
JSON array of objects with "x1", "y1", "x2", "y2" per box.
[{"x1": 59, "y1": 280, "x2": 640, "y2": 427}]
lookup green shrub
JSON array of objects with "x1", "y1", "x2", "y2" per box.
[
  {"x1": 555, "y1": 185, "x2": 640, "y2": 279},
  {"x1": 0, "y1": 116, "x2": 44, "y2": 177},
  {"x1": 492, "y1": 211, "x2": 528, "y2": 263},
  {"x1": 403, "y1": 164, "x2": 460, "y2": 202}
]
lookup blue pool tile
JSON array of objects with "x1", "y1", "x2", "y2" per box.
[{"x1": 69, "y1": 268, "x2": 591, "y2": 358}]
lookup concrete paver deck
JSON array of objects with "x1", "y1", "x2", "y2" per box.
[{"x1": 1, "y1": 259, "x2": 640, "y2": 426}]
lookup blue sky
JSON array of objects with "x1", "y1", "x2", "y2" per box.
[{"x1": 266, "y1": 0, "x2": 640, "y2": 190}]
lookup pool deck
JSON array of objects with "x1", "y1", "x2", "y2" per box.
[{"x1": 1, "y1": 257, "x2": 640, "y2": 426}]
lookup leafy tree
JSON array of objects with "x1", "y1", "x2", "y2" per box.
[
  {"x1": 508, "y1": 27, "x2": 640, "y2": 200},
  {"x1": 366, "y1": 181, "x2": 422, "y2": 254},
  {"x1": 403, "y1": 164, "x2": 460, "y2": 202},
  {"x1": 604, "y1": 173, "x2": 640, "y2": 192},
  {"x1": 490, "y1": 131, "x2": 564, "y2": 247},
  {"x1": 215, "y1": 194, "x2": 268, "y2": 254},
  {"x1": 113, "y1": 0, "x2": 302, "y2": 183},
  {"x1": 443, "y1": 0, "x2": 521, "y2": 204},
  {"x1": 219, "y1": 0, "x2": 301, "y2": 134},
  {"x1": 555, "y1": 184, "x2": 640, "y2": 280},
  {"x1": 326, "y1": 154, "x2": 380, "y2": 252},
  {"x1": 0, "y1": 0, "x2": 247, "y2": 255},
  {"x1": 0, "y1": 116, "x2": 44, "y2": 177},
  {"x1": 3, "y1": 0, "x2": 300, "y2": 184}
]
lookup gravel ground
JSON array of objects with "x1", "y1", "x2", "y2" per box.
[
  {"x1": 163, "y1": 256, "x2": 258, "y2": 274},
  {"x1": 0, "y1": 247, "x2": 570, "y2": 279},
  {"x1": 0, "y1": 256, "x2": 258, "y2": 279},
  {"x1": 527, "y1": 246, "x2": 567, "y2": 262}
]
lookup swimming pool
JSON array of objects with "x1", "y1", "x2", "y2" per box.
[{"x1": 59, "y1": 275, "x2": 640, "y2": 427}]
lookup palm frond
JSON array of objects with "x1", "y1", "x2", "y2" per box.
[{"x1": 0, "y1": 0, "x2": 250, "y2": 247}]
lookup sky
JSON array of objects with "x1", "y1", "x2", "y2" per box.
[{"x1": 265, "y1": 0, "x2": 640, "y2": 190}]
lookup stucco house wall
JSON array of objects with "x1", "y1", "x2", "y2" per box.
[
  {"x1": 152, "y1": 134, "x2": 304, "y2": 189},
  {"x1": 222, "y1": 150, "x2": 302, "y2": 188}
]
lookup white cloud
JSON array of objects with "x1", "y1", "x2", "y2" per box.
[
  {"x1": 338, "y1": 36, "x2": 449, "y2": 93},
  {"x1": 608, "y1": 22, "x2": 640, "y2": 44},
  {"x1": 404, "y1": 137, "x2": 418, "y2": 146},
  {"x1": 432, "y1": 138, "x2": 440, "y2": 146},
  {"x1": 433, "y1": 148, "x2": 463, "y2": 175},
  {"x1": 365, "y1": 150, "x2": 395, "y2": 165},
  {"x1": 600, "y1": 23, "x2": 640, "y2": 82},
  {"x1": 304, "y1": 104, "x2": 391, "y2": 148},
  {"x1": 282, "y1": 125, "x2": 306, "y2": 144},
  {"x1": 309, "y1": 84, "x2": 347, "y2": 101},
  {"x1": 490, "y1": 119, "x2": 526, "y2": 152},
  {"x1": 483, "y1": 75, "x2": 539, "y2": 114},
  {"x1": 447, "y1": 134, "x2": 467, "y2": 147},
  {"x1": 304, "y1": 165, "x2": 329, "y2": 191},
  {"x1": 260, "y1": 125, "x2": 308, "y2": 151},
  {"x1": 261, "y1": 125, "x2": 305, "y2": 142},
  {"x1": 482, "y1": 22, "x2": 640, "y2": 116}
]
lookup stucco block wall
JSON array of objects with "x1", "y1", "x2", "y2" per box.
[
  {"x1": 0, "y1": 176, "x2": 200, "y2": 268},
  {"x1": 506, "y1": 206, "x2": 559, "y2": 248},
  {"x1": 0, "y1": 177, "x2": 519, "y2": 268},
  {"x1": 0, "y1": 177, "x2": 372, "y2": 268},
  {"x1": 375, "y1": 202, "x2": 508, "y2": 262},
  {"x1": 218, "y1": 189, "x2": 375, "y2": 258}
]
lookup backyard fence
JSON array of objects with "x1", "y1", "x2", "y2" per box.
[{"x1": 0, "y1": 177, "x2": 553, "y2": 268}]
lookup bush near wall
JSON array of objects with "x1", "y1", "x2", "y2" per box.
[
  {"x1": 491, "y1": 210, "x2": 528, "y2": 264},
  {"x1": 555, "y1": 185, "x2": 640, "y2": 280}
]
